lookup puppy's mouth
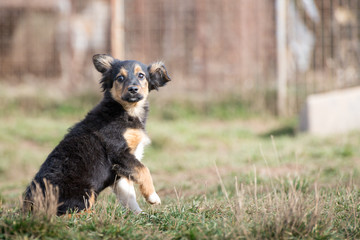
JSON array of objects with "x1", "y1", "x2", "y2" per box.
[{"x1": 122, "y1": 94, "x2": 144, "y2": 103}]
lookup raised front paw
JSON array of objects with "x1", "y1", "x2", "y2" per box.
[{"x1": 147, "y1": 192, "x2": 161, "y2": 205}]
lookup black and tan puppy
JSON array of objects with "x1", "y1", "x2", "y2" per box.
[{"x1": 24, "y1": 54, "x2": 171, "y2": 215}]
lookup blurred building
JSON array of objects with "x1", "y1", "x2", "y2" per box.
[{"x1": 0, "y1": 0, "x2": 359, "y2": 114}]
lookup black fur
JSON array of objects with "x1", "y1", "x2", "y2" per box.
[{"x1": 24, "y1": 55, "x2": 170, "y2": 215}]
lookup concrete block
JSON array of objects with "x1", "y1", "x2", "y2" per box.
[{"x1": 299, "y1": 87, "x2": 360, "y2": 135}]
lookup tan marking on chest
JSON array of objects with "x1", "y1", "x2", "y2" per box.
[{"x1": 123, "y1": 128, "x2": 145, "y2": 154}]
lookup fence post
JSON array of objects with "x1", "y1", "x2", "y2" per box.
[
  {"x1": 111, "y1": 0, "x2": 125, "y2": 59},
  {"x1": 276, "y1": 0, "x2": 288, "y2": 116}
]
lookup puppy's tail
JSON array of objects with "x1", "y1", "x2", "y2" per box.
[
  {"x1": 22, "y1": 183, "x2": 35, "y2": 214},
  {"x1": 22, "y1": 179, "x2": 61, "y2": 217}
]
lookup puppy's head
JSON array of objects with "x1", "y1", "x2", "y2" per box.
[{"x1": 93, "y1": 54, "x2": 171, "y2": 105}]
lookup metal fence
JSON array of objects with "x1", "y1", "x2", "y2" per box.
[
  {"x1": 0, "y1": 0, "x2": 359, "y2": 114},
  {"x1": 287, "y1": 0, "x2": 360, "y2": 114}
]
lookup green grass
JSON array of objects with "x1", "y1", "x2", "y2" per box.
[{"x1": 0, "y1": 92, "x2": 360, "y2": 239}]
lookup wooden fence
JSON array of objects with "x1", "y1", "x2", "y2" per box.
[{"x1": 0, "y1": 0, "x2": 359, "y2": 114}]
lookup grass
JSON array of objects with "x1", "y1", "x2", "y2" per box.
[{"x1": 0, "y1": 91, "x2": 360, "y2": 239}]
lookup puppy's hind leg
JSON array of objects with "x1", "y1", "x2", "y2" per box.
[{"x1": 113, "y1": 177, "x2": 142, "y2": 214}]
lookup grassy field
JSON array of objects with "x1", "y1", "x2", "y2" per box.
[{"x1": 0, "y1": 90, "x2": 359, "y2": 239}]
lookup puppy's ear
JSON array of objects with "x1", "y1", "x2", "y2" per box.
[
  {"x1": 147, "y1": 62, "x2": 171, "y2": 91},
  {"x1": 93, "y1": 54, "x2": 114, "y2": 73}
]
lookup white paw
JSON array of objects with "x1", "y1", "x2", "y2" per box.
[
  {"x1": 147, "y1": 192, "x2": 161, "y2": 205},
  {"x1": 133, "y1": 208, "x2": 143, "y2": 215}
]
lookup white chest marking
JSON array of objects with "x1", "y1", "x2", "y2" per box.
[
  {"x1": 123, "y1": 128, "x2": 151, "y2": 161},
  {"x1": 134, "y1": 134, "x2": 151, "y2": 161}
]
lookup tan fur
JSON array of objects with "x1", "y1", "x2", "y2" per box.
[
  {"x1": 117, "y1": 67, "x2": 128, "y2": 78},
  {"x1": 149, "y1": 61, "x2": 165, "y2": 73},
  {"x1": 110, "y1": 73, "x2": 149, "y2": 119},
  {"x1": 138, "y1": 78, "x2": 149, "y2": 99},
  {"x1": 110, "y1": 81, "x2": 124, "y2": 103},
  {"x1": 88, "y1": 191, "x2": 96, "y2": 209},
  {"x1": 133, "y1": 166, "x2": 155, "y2": 198},
  {"x1": 67, "y1": 209, "x2": 94, "y2": 218},
  {"x1": 123, "y1": 128, "x2": 146, "y2": 154},
  {"x1": 126, "y1": 99, "x2": 147, "y2": 119},
  {"x1": 97, "y1": 55, "x2": 114, "y2": 70},
  {"x1": 149, "y1": 61, "x2": 171, "y2": 83},
  {"x1": 134, "y1": 64, "x2": 143, "y2": 75}
]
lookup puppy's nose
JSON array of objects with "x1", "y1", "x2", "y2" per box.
[{"x1": 128, "y1": 86, "x2": 139, "y2": 94}]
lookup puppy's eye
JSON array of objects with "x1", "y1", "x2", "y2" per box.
[
  {"x1": 138, "y1": 73, "x2": 145, "y2": 80},
  {"x1": 117, "y1": 75, "x2": 125, "y2": 82}
]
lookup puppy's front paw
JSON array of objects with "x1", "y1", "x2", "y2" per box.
[
  {"x1": 147, "y1": 192, "x2": 161, "y2": 205},
  {"x1": 133, "y1": 208, "x2": 143, "y2": 215}
]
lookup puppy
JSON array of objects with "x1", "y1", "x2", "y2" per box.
[{"x1": 24, "y1": 54, "x2": 171, "y2": 215}]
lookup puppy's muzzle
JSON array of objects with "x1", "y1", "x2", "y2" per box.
[
  {"x1": 128, "y1": 86, "x2": 139, "y2": 94},
  {"x1": 122, "y1": 85, "x2": 144, "y2": 102}
]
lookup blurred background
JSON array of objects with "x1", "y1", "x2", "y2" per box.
[
  {"x1": 1, "y1": 1, "x2": 360, "y2": 226},
  {"x1": 0, "y1": 0, "x2": 359, "y2": 115},
  {"x1": 1, "y1": 2, "x2": 360, "y2": 237}
]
